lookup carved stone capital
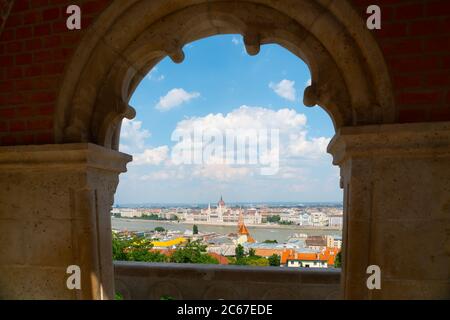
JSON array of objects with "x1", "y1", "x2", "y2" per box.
[{"x1": 328, "y1": 122, "x2": 450, "y2": 165}]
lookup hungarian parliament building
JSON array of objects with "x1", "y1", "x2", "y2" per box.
[{"x1": 183, "y1": 196, "x2": 262, "y2": 225}]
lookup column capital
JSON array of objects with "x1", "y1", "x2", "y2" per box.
[
  {"x1": 0, "y1": 143, "x2": 132, "y2": 173},
  {"x1": 328, "y1": 122, "x2": 450, "y2": 165}
]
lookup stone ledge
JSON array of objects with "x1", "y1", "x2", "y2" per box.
[
  {"x1": 0, "y1": 143, "x2": 132, "y2": 172},
  {"x1": 114, "y1": 261, "x2": 341, "y2": 300},
  {"x1": 328, "y1": 121, "x2": 450, "y2": 165}
]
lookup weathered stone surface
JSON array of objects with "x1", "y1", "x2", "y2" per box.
[
  {"x1": 328, "y1": 122, "x2": 450, "y2": 300},
  {"x1": 0, "y1": 144, "x2": 131, "y2": 299},
  {"x1": 113, "y1": 262, "x2": 341, "y2": 300}
]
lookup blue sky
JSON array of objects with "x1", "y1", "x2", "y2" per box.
[{"x1": 115, "y1": 35, "x2": 342, "y2": 205}]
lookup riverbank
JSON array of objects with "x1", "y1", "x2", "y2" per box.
[
  {"x1": 111, "y1": 217, "x2": 342, "y2": 243},
  {"x1": 112, "y1": 217, "x2": 341, "y2": 231}
]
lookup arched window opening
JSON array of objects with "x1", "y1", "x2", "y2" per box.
[{"x1": 111, "y1": 35, "x2": 343, "y2": 272}]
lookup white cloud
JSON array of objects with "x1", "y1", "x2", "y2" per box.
[
  {"x1": 119, "y1": 119, "x2": 151, "y2": 153},
  {"x1": 147, "y1": 67, "x2": 165, "y2": 82},
  {"x1": 140, "y1": 167, "x2": 186, "y2": 181},
  {"x1": 288, "y1": 134, "x2": 330, "y2": 159},
  {"x1": 172, "y1": 105, "x2": 328, "y2": 163},
  {"x1": 121, "y1": 107, "x2": 331, "y2": 184},
  {"x1": 133, "y1": 146, "x2": 169, "y2": 165},
  {"x1": 155, "y1": 88, "x2": 200, "y2": 111},
  {"x1": 269, "y1": 79, "x2": 297, "y2": 101},
  {"x1": 192, "y1": 165, "x2": 252, "y2": 182}
]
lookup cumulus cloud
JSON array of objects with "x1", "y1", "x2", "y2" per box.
[
  {"x1": 170, "y1": 105, "x2": 328, "y2": 166},
  {"x1": 192, "y1": 165, "x2": 252, "y2": 182},
  {"x1": 155, "y1": 88, "x2": 200, "y2": 111},
  {"x1": 269, "y1": 79, "x2": 297, "y2": 102},
  {"x1": 133, "y1": 146, "x2": 169, "y2": 165},
  {"x1": 119, "y1": 119, "x2": 151, "y2": 153},
  {"x1": 120, "y1": 107, "x2": 331, "y2": 184}
]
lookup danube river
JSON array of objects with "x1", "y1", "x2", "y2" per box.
[{"x1": 111, "y1": 217, "x2": 341, "y2": 243}]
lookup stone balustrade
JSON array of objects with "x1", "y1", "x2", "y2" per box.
[{"x1": 114, "y1": 261, "x2": 341, "y2": 300}]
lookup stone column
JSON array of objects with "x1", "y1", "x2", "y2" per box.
[
  {"x1": 0, "y1": 143, "x2": 131, "y2": 299},
  {"x1": 328, "y1": 122, "x2": 450, "y2": 299}
]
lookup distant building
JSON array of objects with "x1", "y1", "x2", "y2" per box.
[
  {"x1": 183, "y1": 196, "x2": 262, "y2": 224},
  {"x1": 236, "y1": 211, "x2": 256, "y2": 244},
  {"x1": 328, "y1": 215, "x2": 343, "y2": 228},
  {"x1": 111, "y1": 207, "x2": 143, "y2": 218},
  {"x1": 326, "y1": 235, "x2": 342, "y2": 249},
  {"x1": 281, "y1": 247, "x2": 339, "y2": 268},
  {"x1": 310, "y1": 211, "x2": 329, "y2": 227},
  {"x1": 305, "y1": 235, "x2": 328, "y2": 251}
]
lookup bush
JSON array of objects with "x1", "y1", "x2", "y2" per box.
[
  {"x1": 268, "y1": 254, "x2": 281, "y2": 267},
  {"x1": 169, "y1": 240, "x2": 218, "y2": 264}
]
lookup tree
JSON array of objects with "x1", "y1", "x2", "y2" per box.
[
  {"x1": 248, "y1": 248, "x2": 256, "y2": 257},
  {"x1": 334, "y1": 251, "x2": 342, "y2": 268},
  {"x1": 193, "y1": 224, "x2": 199, "y2": 235},
  {"x1": 263, "y1": 240, "x2": 278, "y2": 244},
  {"x1": 235, "y1": 244, "x2": 245, "y2": 260},
  {"x1": 266, "y1": 215, "x2": 281, "y2": 223},
  {"x1": 169, "y1": 240, "x2": 218, "y2": 264},
  {"x1": 112, "y1": 233, "x2": 130, "y2": 261},
  {"x1": 111, "y1": 233, "x2": 167, "y2": 263},
  {"x1": 246, "y1": 256, "x2": 269, "y2": 267},
  {"x1": 154, "y1": 226, "x2": 165, "y2": 232},
  {"x1": 268, "y1": 254, "x2": 281, "y2": 267}
]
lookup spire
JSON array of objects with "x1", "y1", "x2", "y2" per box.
[
  {"x1": 237, "y1": 209, "x2": 251, "y2": 237},
  {"x1": 218, "y1": 195, "x2": 225, "y2": 207}
]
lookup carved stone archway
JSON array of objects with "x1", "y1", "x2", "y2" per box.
[
  {"x1": 53, "y1": 0, "x2": 404, "y2": 300},
  {"x1": 55, "y1": 0, "x2": 395, "y2": 148},
  {"x1": 2, "y1": 0, "x2": 447, "y2": 300}
]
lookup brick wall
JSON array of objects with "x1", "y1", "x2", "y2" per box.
[
  {"x1": 353, "y1": 0, "x2": 450, "y2": 123},
  {"x1": 0, "y1": 0, "x2": 110, "y2": 146},
  {"x1": 0, "y1": 0, "x2": 449, "y2": 146}
]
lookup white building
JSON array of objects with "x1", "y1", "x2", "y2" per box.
[
  {"x1": 310, "y1": 211, "x2": 329, "y2": 227},
  {"x1": 326, "y1": 235, "x2": 342, "y2": 249},
  {"x1": 111, "y1": 208, "x2": 143, "y2": 218},
  {"x1": 184, "y1": 197, "x2": 262, "y2": 225},
  {"x1": 328, "y1": 215, "x2": 343, "y2": 228}
]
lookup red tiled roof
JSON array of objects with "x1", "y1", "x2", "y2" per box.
[{"x1": 208, "y1": 252, "x2": 229, "y2": 265}]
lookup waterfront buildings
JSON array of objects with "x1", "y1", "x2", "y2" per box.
[{"x1": 183, "y1": 196, "x2": 262, "y2": 225}]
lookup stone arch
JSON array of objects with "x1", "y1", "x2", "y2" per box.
[{"x1": 55, "y1": 0, "x2": 395, "y2": 148}]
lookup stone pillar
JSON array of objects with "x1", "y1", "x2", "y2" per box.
[
  {"x1": 328, "y1": 122, "x2": 450, "y2": 299},
  {"x1": 0, "y1": 143, "x2": 131, "y2": 299}
]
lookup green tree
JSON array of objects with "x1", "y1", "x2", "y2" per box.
[
  {"x1": 248, "y1": 248, "x2": 256, "y2": 257},
  {"x1": 235, "y1": 244, "x2": 245, "y2": 260},
  {"x1": 126, "y1": 248, "x2": 167, "y2": 262},
  {"x1": 154, "y1": 226, "x2": 165, "y2": 232},
  {"x1": 268, "y1": 254, "x2": 281, "y2": 267},
  {"x1": 193, "y1": 224, "x2": 199, "y2": 235},
  {"x1": 334, "y1": 251, "x2": 342, "y2": 268},
  {"x1": 266, "y1": 215, "x2": 281, "y2": 223},
  {"x1": 169, "y1": 240, "x2": 218, "y2": 264},
  {"x1": 263, "y1": 240, "x2": 278, "y2": 244},
  {"x1": 112, "y1": 233, "x2": 130, "y2": 261},
  {"x1": 246, "y1": 256, "x2": 269, "y2": 267},
  {"x1": 112, "y1": 233, "x2": 167, "y2": 263}
]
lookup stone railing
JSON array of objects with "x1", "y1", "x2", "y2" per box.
[{"x1": 114, "y1": 261, "x2": 341, "y2": 300}]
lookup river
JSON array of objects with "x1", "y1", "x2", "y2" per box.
[{"x1": 111, "y1": 217, "x2": 341, "y2": 243}]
